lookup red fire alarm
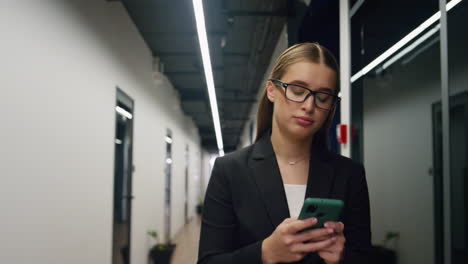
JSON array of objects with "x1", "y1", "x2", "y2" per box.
[{"x1": 337, "y1": 124, "x2": 348, "y2": 144}]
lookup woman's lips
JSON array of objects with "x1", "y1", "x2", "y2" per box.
[{"x1": 294, "y1": 116, "x2": 314, "y2": 126}]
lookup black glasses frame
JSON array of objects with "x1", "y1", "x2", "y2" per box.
[{"x1": 269, "y1": 79, "x2": 341, "y2": 110}]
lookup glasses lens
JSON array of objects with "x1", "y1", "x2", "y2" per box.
[
  {"x1": 285, "y1": 84, "x2": 308, "y2": 102},
  {"x1": 315, "y1": 92, "x2": 334, "y2": 109},
  {"x1": 284, "y1": 83, "x2": 337, "y2": 110}
]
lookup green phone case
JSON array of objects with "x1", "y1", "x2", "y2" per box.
[{"x1": 297, "y1": 198, "x2": 344, "y2": 231}]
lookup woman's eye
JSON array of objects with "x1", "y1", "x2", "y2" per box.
[
  {"x1": 317, "y1": 94, "x2": 331, "y2": 102},
  {"x1": 293, "y1": 90, "x2": 305, "y2": 95},
  {"x1": 290, "y1": 86, "x2": 305, "y2": 95}
]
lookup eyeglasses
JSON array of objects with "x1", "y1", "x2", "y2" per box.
[{"x1": 269, "y1": 79, "x2": 340, "y2": 111}]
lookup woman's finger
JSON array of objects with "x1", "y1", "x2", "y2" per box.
[
  {"x1": 318, "y1": 250, "x2": 341, "y2": 263},
  {"x1": 324, "y1": 221, "x2": 344, "y2": 233},
  {"x1": 284, "y1": 218, "x2": 317, "y2": 234},
  {"x1": 292, "y1": 236, "x2": 336, "y2": 253},
  {"x1": 302, "y1": 234, "x2": 333, "y2": 243},
  {"x1": 317, "y1": 235, "x2": 345, "y2": 254},
  {"x1": 294, "y1": 227, "x2": 334, "y2": 243},
  {"x1": 318, "y1": 237, "x2": 340, "y2": 252},
  {"x1": 281, "y1": 217, "x2": 296, "y2": 225}
]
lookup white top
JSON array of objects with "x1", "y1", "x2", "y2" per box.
[{"x1": 283, "y1": 184, "x2": 307, "y2": 218}]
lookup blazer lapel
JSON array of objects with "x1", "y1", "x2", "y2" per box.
[
  {"x1": 305, "y1": 145, "x2": 335, "y2": 199},
  {"x1": 249, "y1": 133, "x2": 336, "y2": 231},
  {"x1": 249, "y1": 134, "x2": 290, "y2": 230}
]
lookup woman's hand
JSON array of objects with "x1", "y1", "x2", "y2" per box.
[
  {"x1": 261, "y1": 217, "x2": 337, "y2": 264},
  {"x1": 318, "y1": 221, "x2": 345, "y2": 264}
]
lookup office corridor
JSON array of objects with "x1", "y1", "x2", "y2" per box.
[{"x1": 2, "y1": 1, "x2": 468, "y2": 264}]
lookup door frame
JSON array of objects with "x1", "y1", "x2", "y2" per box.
[
  {"x1": 432, "y1": 90, "x2": 468, "y2": 264},
  {"x1": 112, "y1": 87, "x2": 135, "y2": 264}
]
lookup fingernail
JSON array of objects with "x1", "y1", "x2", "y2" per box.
[
  {"x1": 328, "y1": 228, "x2": 334, "y2": 234},
  {"x1": 324, "y1": 222, "x2": 329, "y2": 228},
  {"x1": 310, "y1": 217, "x2": 317, "y2": 223},
  {"x1": 331, "y1": 236, "x2": 337, "y2": 241}
]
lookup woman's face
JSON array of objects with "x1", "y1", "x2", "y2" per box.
[{"x1": 267, "y1": 61, "x2": 337, "y2": 141}]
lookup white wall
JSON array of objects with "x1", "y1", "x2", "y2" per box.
[
  {"x1": 363, "y1": 39, "x2": 468, "y2": 264},
  {"x1": 0, "y1": 1, "x2": 204, "y2": 264},
  {"x1": 200, "y1": 150, "x2": 214, "y2": 200},
  {"x1": 238, "y1": 25, "x2": 288, "y2": 148}
]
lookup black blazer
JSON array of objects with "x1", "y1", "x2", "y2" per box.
[{"x1": 198, "y1": 133, "x2": 372, "y2": 264}]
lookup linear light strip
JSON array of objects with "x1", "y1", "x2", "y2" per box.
[
  {"x1": 351, "y1": 0, "x2": 462, "y2": 83},
  {"x1": 350, "y1": 0, "x2": 365, "y2": 18},
  {"x1": 447, "y1": 0, "x2": 462, "y2": 10},
  {"x1": 401, "y1": 36, "x2": 440, "y2": 66},
  {"x1": 381, "y1": 24, "x2": 440, "y2": 70},
  {"x1": 192, "y1": 0, "x2": 224, "y2": 156},
  {"x1": 115, "y1": 106, "x2": 133, "y2": 119}
]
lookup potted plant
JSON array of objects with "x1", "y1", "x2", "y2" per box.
[
  {"x1": 196, "y1": 196, "x2": 203, "y2": 215},
  {"x1": 370, "y1": 232, "x2": 399, "y2": 264},
  {"x1": 148, "y1": 230, "x2": 176, "y2": 264}
]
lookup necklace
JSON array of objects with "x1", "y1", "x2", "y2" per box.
[{"x1": 287, "y1": 156, "x2": 309, "y2": 166}]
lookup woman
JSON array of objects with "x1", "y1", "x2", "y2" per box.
[{"x1": 198, "y1": 43, "x2": 371, "y2": 264}]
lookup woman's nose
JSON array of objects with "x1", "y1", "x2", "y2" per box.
[{"x1": 302, "y1": 94, "x2": 316, "y2": 112}]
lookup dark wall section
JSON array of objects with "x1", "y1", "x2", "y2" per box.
[{"x1": 288, "y1": 0, "x2": 341, "y2": 154}]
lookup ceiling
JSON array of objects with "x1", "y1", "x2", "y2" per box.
[
  {"x1": 121, "y1": 0, "x2": 287, "y2": 152},
  {"x1": 350, "y1": 0, "x2": 440, "y2": 74},
  {"x1": 295, "y1": 0, "x2": 440, "y2": 75},
  {"x1": 120, "y1": 0, "x2": 440, "y2": 152}
]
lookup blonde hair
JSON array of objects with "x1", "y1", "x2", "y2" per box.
[{"x1": 255, "y1": 42, "x2": 340, "y2": 151}]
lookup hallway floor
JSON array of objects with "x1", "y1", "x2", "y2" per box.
[{"x1": 170, "y1": 216, "x2": 201, "y2": 264}]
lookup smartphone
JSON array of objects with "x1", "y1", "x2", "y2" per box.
[{"x1": 297, "y1": 198, "x2": 344, "y2": 231}]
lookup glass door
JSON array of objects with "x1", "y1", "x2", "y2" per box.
[
  {"x1": 112, "y1": 88, "x2": 134, "y2": 264},
  {"x1": 164, "y1": 129, "x2": 173, "y2": 243}
]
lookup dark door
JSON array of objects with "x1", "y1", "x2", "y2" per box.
[
  {"x1": 112, "y1": 88, "x2": 134, "y2": 264},
  {"x1": 185, "y1": 144, "x2": 189, "y2": 224},
  {"x1": 433, "y1": 91, "x2": 468, "y2": 264},
  {"x1": 165, "y1": 129, "x2": 173, "y2": 243}
]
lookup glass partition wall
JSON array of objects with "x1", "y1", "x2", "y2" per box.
[
  {"x1": 349, "y1": 0, "x2": 466, "y2": 263},
  {"x1": 447, "y1": 1, "x2": 468, "y2": 263}
]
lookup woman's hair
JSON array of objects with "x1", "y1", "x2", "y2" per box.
[{"x1": 255, "y1": 42, "x2": 340, "y2": 152}]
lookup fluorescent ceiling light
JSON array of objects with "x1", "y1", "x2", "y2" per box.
[
  {"x1": 447, "y1": 0, "x2": 462, "y2": 10},
  {"x1": 115, "y1": 106, "x2": 133, "y2": 119},
  {"x1": 350, "y1": 0, "x2": 365, "y2": 18},
  {"x1": 379, "y1": 24, "x2": 440, "y2": 72},
  {"x1": 401, "y1": 37, "x2": 440, "y2": 66},
  {"x1": 192, "y1": 0, "x2": 224, "y2": 156},
  {"x1": 351, "y1": 0, "x2": 462, "y2": 83},
  {"x1": 165, "y1": 136, "x2": 173, "y2": 144}
]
